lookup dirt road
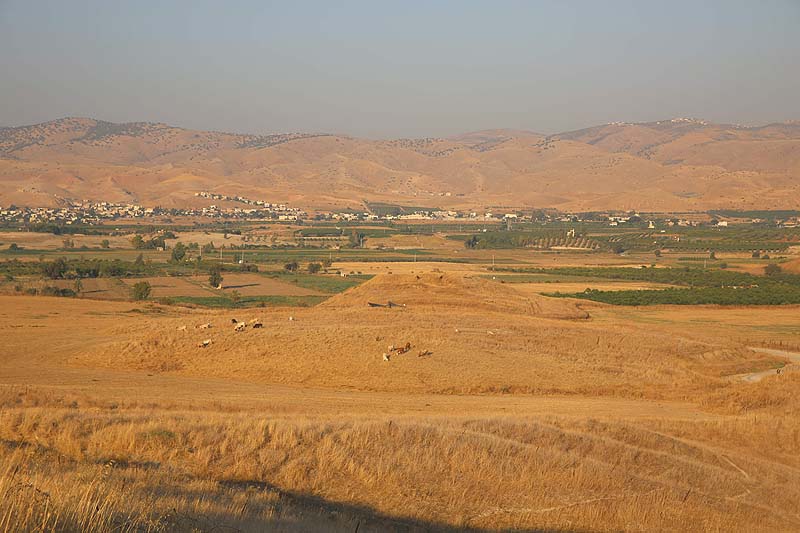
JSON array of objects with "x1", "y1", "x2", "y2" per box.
[{"x1": 737, "y1": 346, "x2": 800, "y2": 382}]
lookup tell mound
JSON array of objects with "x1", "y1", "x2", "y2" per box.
[{"x1": 322, "y1": 272, "x2": 590, "y2": 320}]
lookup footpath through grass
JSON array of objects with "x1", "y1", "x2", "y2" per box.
[{"x1": 170, "y1": 295, "x2": 328, "y2": 308}]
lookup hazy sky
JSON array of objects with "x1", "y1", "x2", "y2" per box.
[{"x1": 1, "y1": 0, "x2": 798, "y2": 138}]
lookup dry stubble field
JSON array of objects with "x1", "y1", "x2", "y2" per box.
[{"x1": 1, "y1": 269, "x2": 799, "y2": 532}]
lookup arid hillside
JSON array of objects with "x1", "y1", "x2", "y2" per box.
[{"x1": 1, "y1": 117, "x2": 799, "y2": 211}]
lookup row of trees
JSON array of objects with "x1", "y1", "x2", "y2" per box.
[
  {"x1": 556, "y1": 285, "x2": 800, "y2": 306},
  {"x1": 503, "y1": 265, "x2": 797, "y2": 288},
  {"x1": 39, "y1": 255, "x2": 152, "y2": 280}
]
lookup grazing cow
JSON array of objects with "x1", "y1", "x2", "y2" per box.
[
  {"x1": 382, "y1": 353, "x2": 390, "y2": 362},
  {"x1": 288, "y1": 316, "x2": 294, "y2": 321},
  {"x1": 198, "y1": 323, "x2": 212, "y2": 330},
  {"x1": 252, "y1": 322, "x2": 263, "y2": 329},
  {"x1": 198, "y1": 339, "x2": 211, "y2": 348},
  {"x1": 234, "y1": 322, "x2": 247, "y2": 332},
  {"x1": 176, "y1": 325, "x2": 187, "y2": 332}
]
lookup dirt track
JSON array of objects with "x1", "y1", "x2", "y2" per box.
[{"x1": 736, "y1": 347, "x2": 800, "y2": 382}]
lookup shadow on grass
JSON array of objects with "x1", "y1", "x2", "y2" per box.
[{"x1": 219, "y1": 478, "x2": 587, "y2": 533}]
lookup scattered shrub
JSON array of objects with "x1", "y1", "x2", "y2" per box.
[{"x1": 131, "y1": 281, "x2": 152, "y2": 301}]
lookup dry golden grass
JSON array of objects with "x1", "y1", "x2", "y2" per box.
[
  {"x1": 59, "y1": 274, "x2": 783, "y2": 402},
  {"x1": 2, "y1": 268, "x2": 800, "y2": 531},
  {"x1": 0, "y1": 231, "x2": 132, "y2": 251},
  {"x1": 1, "y1": 386, "x2": 799, "y2": 532}
]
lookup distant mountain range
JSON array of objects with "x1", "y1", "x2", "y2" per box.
[{"x1": 1, "y1": 117, "x2": 799, "y2": 212}]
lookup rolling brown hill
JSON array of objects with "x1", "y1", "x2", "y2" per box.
[{"x1": 1, "y1": 117, "x2": 799, "y2": 211}]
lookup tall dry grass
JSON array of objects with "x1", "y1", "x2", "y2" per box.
[{"x1": 1, "y1": 387, "x2": 798, "y2": 532}]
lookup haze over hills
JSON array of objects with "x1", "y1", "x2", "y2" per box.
[{"x1": 1, "y1": 117, "x2": 799, "y2": 212}]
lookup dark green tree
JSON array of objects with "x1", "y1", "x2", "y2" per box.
[
  {"x1": 209, "y1": 265, "x2": 223, "y2": 288},
  {"x1": 171, "y1": 242, "x2": 187, "y2": 262},
  {"x1": 42, "y1": 258, "x2": 68, "y2": 279},
  {"x1": 131, "y1": 281, "x2": 151, "y2": 300},
  {"x1": 764, "y1": 264, "x2": 782, "y2": 277}
]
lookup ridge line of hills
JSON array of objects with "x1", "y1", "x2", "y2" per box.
[{"x1": 1, "y1": 116, "x2": 799, "y2": 212}]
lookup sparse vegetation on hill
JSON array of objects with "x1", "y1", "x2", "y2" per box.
[{"x1": 4, "y1": 116, "x2": 800, "y2": 211}]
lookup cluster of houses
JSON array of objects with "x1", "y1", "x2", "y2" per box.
[
  {"x1": 323, "y1": 210, "x2": 522, "y2": 223},
  {"x1": 194, "y1": 192, "x2": 306, "y2": 220},
  {"x1": 194, "y1": 191, "x2": 293, "y2": 210},
  {"x1": 0, "y1": 202, "x2": 151, "y2": 225},
  {"x1": 0, "y1": 198, "x2": 306, "y2": 225},
  {"x1": 2, "y1": 193, "x2": 797, "y2": 229}
]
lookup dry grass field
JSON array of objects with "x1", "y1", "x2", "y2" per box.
[
  {"x1": 1, "y1": 261, "x2": 800, "y2": 531},
  {"x1": 0, "y1": 231, "x2": 133, "y2": 251},
  {"x1": 116, "y1": 274, "x2": 323, "y2": 298}
]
